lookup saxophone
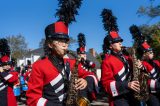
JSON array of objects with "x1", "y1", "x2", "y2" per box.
[
  {"x1": 66, "y1": 51, "x2": 90, "y2": 106},
  {"x1": 130, "y1": 48, "x2": 150, "y2": 101}
]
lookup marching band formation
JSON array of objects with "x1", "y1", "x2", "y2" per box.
[{"x1": 0, "y1": 0, "x2": 160, "y2": 106}]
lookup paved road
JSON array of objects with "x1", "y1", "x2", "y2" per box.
[
  {"x1": 18, "y1": 98, "x2": 108, "y2": 106},
  {"x1": 18, "y1": 101, "x2": 108, "y2": 106},
  {"x1": 18, "y1": 92, "x2": 109, "y2": 106}
]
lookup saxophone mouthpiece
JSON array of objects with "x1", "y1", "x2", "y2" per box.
[
  {"x1": 122, "y1": 46, "x2": 130, "y2": 51},
  {"x1": 66, "y1": 50, "x2": 73, "y2": 55},
  {"x1": 65, "y1": 50, "x2": 73, "y2": 55},
  {"x1": 122, "y1": 46, "x2": 127, "y2": 49},
  {"x1": 66, "y1": 50, "x2": 78, "y2": 59},
  {"x1": 65, "y1": 50, "x2": 70, "y2": 54}
]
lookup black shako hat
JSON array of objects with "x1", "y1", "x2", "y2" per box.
[
  {"x1": 139, "y1": 41, "x2": 152, "y2": 53},
  {"x1": 45, "y1": 21, "x2": 69, "y2": 40},
  {"x1": 77, "y1": 33, "x2": 86, "y2": 54},
  {"x1": 101, "y1": 9, "x2": 123, "y2": 53},
  {"x1": 45, "y1": 0, "x2": 83, "y2": 41},
  {"x1": 0, "y1": 38, "x2": 11, "y2": 66},
  {"x1": 129, "y1": 25, "x2": 152, "y2": 56}
]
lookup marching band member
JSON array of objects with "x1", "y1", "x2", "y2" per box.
[
  {"x1": 138, "y1": 41, "x2": 160, "y2": 106},
  {"x1": 101, "y1": 9, "x2": 143, "y2": 106},
  {"x1": 76, "y1": 33, "x2": 98, "y2": 101},
  {"x1": 0, "y1": 38, "x2": 18, "y2": 106},
  {"x1": 26, "y1": 0, "x2": 98, "y2": 105},
  {"x1": 77, "y1": 33, "x2": 96, "y2": 72},
  {"x1": 129, "y1": 25, "x2": 160, "y2": 106}
]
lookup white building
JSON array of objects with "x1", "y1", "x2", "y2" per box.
[
  {"x1": 17, "y1": 48, "x2": 102, "y2": 80},
  {"x1": 17, "y1": 48, "x2": 43, "y2": 66}
]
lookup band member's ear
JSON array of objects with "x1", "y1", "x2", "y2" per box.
[
  {"x1": 109, "y1": 45, "x2": 112, "y2": 49},
  {"x1": 143, "y1": 52, "x2": 147, "y2": 56},
  {"x1": 48, "y1": 43, "x2": 53, "y2": 49},
  {"x1": 0, "y1": 67, "x2": 3, "y2": 72}
]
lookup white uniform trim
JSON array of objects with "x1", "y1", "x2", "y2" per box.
[
  {"x1": 63, "y1": 54, "x2": 69, "y2": 58},
  {"x1": 153, "y1": 73, "x2": 157, "y2": 78},
  {"x1": 55, "y1": 84, "x2": 64, "y2": 93},
  {"x1": 0, "y1": 85, "x2": 7, "y2": 91},
  {"x1": 61, "y1": 69, "x2": 65, "y2": 76},
  {"x1": 110, "y1": 81, "x2": 118, "y2": 97},
  {"x1": 89, "y1": 62, "x2": 93, "y2": 65},
  {"x1": 37, "y1": 98, "x2": 47, "y2": 106},
  {"x1": 58, "y1": 94, "x2": 64, "y2": 102},
  {"x1": 121, "y1": 75, "x2": 126, "y2": 81},
  {"x1": 87, "y1": 75, "x2": 98, "y2": 86},
  {"x1": 83, "y1": 67, "x2": 86, "y2": 69},
  {"x1": 150, "y1": 79, "x2": 156, "y2": 93},
  {"x1": 150, "y1": 68, "x2": 155, "y2": 74},
  {"x1": 64, "y1": 63, "x2": 71, "y2": 79},
  {"x1": 50, "y1": 74, "x2": 62, "y2": 86},
  {"x1": 118, "y1": 67, "x2": 125, "y2": 76},
  {"x1": 4, "y1": 74, "x2": 13, "y2": 80},
  {"x1": 0, "y1": 83, "x2": 3, "y2": 86}
]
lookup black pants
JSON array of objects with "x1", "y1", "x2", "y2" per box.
[
  {"x1": 0, "y1": 88, "x2": 8, "y2": 106},
  {"x1": 147, "y1": 93, "x2": 160, "y2": 106},
  {"x1": 113, "y1": 93, "x2": 142, "y2": 106}
]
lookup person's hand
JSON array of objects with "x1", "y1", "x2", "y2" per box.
[
  {"x1": 77, "y1": 56, "x2": 82, "y2": 62},
  {"x1": 135, "y1": 60, "x2": 143, "y2": 69},
  {"x1": 128, "y1": 81, "x2": 140, "y2": 93},
  {"x1": 75, "y1": 78, "x2": 87, "y2": 90},
  {"x1": 0, "y1": 67, "x2": 4, "y2": 73}
]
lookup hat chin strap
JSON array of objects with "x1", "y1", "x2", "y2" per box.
[
  {"x1": 111, "y1": 48, "x2": 122, "y2": 53},
  {"x1": 51, "y1": 44, "x2": 68, "y2": 58}
]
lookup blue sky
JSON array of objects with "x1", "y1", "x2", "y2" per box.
[{"x1": 0, "y1": 0, "x2": 159, "y2": 53}]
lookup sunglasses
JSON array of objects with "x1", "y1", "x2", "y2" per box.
[{"x1": 147, "y1": 51, "x2": 153, "y2": 54}]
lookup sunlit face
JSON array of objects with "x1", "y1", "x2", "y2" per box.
[
  {"x1": 147, "y1": 51, "x2": 154, "y2": 59},
  {"x1": 79, "y1": 53, "x2": 87, "y2": 60},
  {"x1": 2, "y1": 64, "x2": 11, "y2": 70},
  {"x1": 28, "y1": 68, "x2": 32, "y2": 72},
  {"x1": 109, "y1": 42, "x2": 122, "y2": 52},
  {"x1": 143, "y1": 50, "x2": 154, "y2": 60},
  {"x1": 48, "y1": 39, "x2": 69, "y2": 57}
]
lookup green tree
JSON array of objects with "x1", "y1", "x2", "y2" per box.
[
  {"x1": 149, "y1": 24, "x2": 160, "y2": 59},
  {"x1": 96, "y1": 54, "x2": 102, "y2": 64},
  {"x1": 137, "y1": 0, "x2": 160, "y2": 19},
  {"x1": 139, "y1": 23, "x2": 160, "y2": 59},
  {"x1": 6, "y1": 34, "x2": 28, "y2": 59},
  {"x1": 137, "y1": 0, "x2": 160, "y2": 59}
]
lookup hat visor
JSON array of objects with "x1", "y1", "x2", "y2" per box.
[
  {"x1": 144, "y1": 48, "x2": 152, "y2": 53},
  {"x1": 77, "y1": 51, "x2": 86, "y2": 54},
  {"x1": 47, "y1": 33, "x2": 69, "y2": 41},
  {"x1": 112, "y1": 38, "x2": 123, "y2": 43},
  {"x1": 1, "y1": 61, "x2": 11, "y2": 66}
]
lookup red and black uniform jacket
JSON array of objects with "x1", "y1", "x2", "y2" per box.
[
  {"x1": 24, "y1": 69, "x2": 32, "y2": 82},
  {"x1": 142, "y1": 60, "x2": 160, "y2": 93},
  {"x1": 0, "y1": 69, "x2": 18, "y2": 106},
  {"x1": 65, "y1": 57, "x2": 98, "y2": 100},
  {"x1": 26, "y1": 57, "x2": 98, "y2": 106},
  {"x1": 101, "y1": 53, "x2": 132, "y2": 106},
  {"x1": 80, "y1": 59, "x2": 96, "y2": 72}
]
